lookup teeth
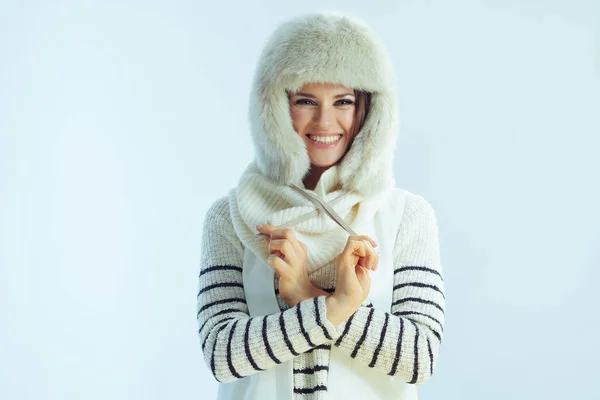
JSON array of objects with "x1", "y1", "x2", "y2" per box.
[{"x1": 308, "y1": 135, "x2": 342, "y2": 144}]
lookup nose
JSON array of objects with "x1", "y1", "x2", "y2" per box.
[{"x1": 312, "y1": 104, "x2": 333, "y2": 129}]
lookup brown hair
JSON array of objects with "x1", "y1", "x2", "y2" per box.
[{"x1": 347, "y1": 90, "x2": 372, "y2": 148}]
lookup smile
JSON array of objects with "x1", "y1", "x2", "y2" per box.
[{"x1": 306, "y1": 134, "x2": 343, "y2": 144}]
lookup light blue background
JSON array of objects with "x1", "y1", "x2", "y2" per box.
[{"x1": 1, "y1": 1, "x2": 599, "y2": 399}]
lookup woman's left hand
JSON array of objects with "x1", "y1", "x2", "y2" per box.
[{"x1": 256, "y1": 224, "x2": 316, "y2": 307}]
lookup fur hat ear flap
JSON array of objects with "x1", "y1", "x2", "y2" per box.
[{"x1": 248, "y1": 12, "x2": 399, "y2": 195}]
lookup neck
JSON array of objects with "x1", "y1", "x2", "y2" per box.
[{"x1": 302, "y1": 165, "x2": 329, "y2": 190}]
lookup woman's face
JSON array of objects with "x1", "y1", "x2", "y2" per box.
[{"x1": 289, "y1": 82, "x2": 356, "y2": 168}]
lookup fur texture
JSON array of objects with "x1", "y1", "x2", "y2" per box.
[{"x1": 248, "y1": 12, "x2": 400, "y2": 196}]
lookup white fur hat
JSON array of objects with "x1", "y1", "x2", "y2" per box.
[{"x1": 249, "y1": 12, "x2": 399, "y2": 196}]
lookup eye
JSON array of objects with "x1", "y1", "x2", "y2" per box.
[
  {"x1": 335, "y1": 99, "x2": 355, "y2": 106},
  {"x1": 294, "y1": 98, "x2": 317, "y2": 106}
]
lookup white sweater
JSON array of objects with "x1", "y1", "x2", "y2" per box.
[{"x1": 197, "y1": 191, "x2": 445, "y2": 399}]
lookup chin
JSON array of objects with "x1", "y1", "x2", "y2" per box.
[{"x1": 309, "y1": 156, "x2": 343, "y2": 168}]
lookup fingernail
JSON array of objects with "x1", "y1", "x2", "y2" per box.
[{"x1": 256, "y1": 224, "x2": 264, "y2": 229}]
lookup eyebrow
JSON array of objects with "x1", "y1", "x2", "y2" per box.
[{"x1": 293, "y1": 92, "x2": 355, "y2": 99}]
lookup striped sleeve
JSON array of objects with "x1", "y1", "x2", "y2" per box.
[
  {"x1": 331, "y1": 193, "x2": 445, "y2": 385},
  {"x1": 197, "y1": 196, "x2": 340, "y2": 383}
]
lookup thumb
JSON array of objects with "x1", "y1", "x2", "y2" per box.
[
  {"x1": 256, "y1": 224, "x2": 278, "y2": 234},
  {"x1": 341, "y1": 241, "x2": 367, "y2": 264},
  {"x1": 356, "y1": 265, "x2": 371, "y2": 290},
  {"x1": 356, "y1": 264, "x2": 370, "y2": 279}
]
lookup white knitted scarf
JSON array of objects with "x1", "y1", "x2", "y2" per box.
[{"x1": 228, "y1": 162, "x2": 386, "y2": 274}]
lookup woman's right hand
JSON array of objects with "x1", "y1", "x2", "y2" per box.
[
  {"x1": 326, "y1": 235, "x2": 379, "y2": 325},
  {"x1": 256, "y1": 224, "x2": 315, "y2": 307}
]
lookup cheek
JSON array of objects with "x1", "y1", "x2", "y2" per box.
[
  {"x1": 290, "y1": 108, "x2": 311, "y2": 133},
  {"x1": 338, "y1": 110, "x2": 356, "y2": 133}
]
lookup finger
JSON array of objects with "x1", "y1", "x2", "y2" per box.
[
  {"x1": 338, "y1": 240, "x2": 367, "y2": 269},
  {"x1": 364, "y1": 241, "x2": 380, "y2": 264},
  {"x1": 269, "y1": 227, "x2": 297, "y2": 243},
  {"x1": 365, "y1": 244, "x2": 379, "y2": 271},
  {"x1": 357, "y1": 254, "x2": 376, "y2": 271},
  {"x1": 346, "y1": 239, "x2": 369, "y2": 257},
  {"x1": 357, "y1": 240, "x2": 379, "y2": 270},
  {"x1": 357, "y1": 255, "x2": 367, "y2": 268},
  {"x1": 348, "y1": 235, "x2": 377, "y2": 248},
  {"x1": 346, "y1": 240, "x2": 378, "y2": 271},
  {"x1": 256, "y1": 224, "x2": 284, "y2": 243},
  {"x1": 270, "y1": 229, "x2": 304, "y2": 259},
  {"x1": 355, "y1": 264, "x2": 371, "y2": 286},
  {"x1": 267, "y1": 253, "x2": 289, "y2": 277},
  {"x1": 270, "y1": 240, "x2": 291, "y2": 256},
  {"x1": 268, "y1": 239, "x2": 298, "y2": 264},
  {"x1": 361, "y1": 243, "x2": 378, "y2": 271},
  {"x1": 291, "y1": 239, "x2": 307, "y2": 259},
  {"x1": 257, "y1": 225, "x2": 297, "y2": 252},
  {"x1": 256, "y1": 224, "x2": 279, "y2": 234}
]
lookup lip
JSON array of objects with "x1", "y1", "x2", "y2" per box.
[
  {"x1": 307, "y1": 132, "x2": 343, "y2": 137},
  {"x1": 306, "y1": 133, "x2": 343, "y2": 149}
]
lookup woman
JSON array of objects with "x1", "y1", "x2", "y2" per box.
[{"x1": 197, "y1": 12, "x2": 445, "y2": 400}]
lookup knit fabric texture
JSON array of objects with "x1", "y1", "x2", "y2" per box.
[
  {"x1": 197, "y1": 192, "x2": 445, "y2": 399},
  {"x1": 228, "y1": 162, "x2": 386, "y2": 276}
]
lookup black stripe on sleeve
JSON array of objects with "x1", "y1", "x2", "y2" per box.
[
  {"x1": 409, "y1": 320, "x2": 420, "y2": 384},
  {"x1": 334, "y1": 312, "x2": 355, "y2": 346},
  {"x1": 197, "y1": 297, "x2": 246, "y2": 317},
  {"x1": 392, "y1": 312, "x2": 442, "y2": 342},
  {"x1": 392, "y1": 297, "x2": 445, "y2": 314},
  {"x1": 200, "y1": 265, "x2": 242, "y2": 278},
  {"x1": 280, "y1": 311, "x2": 299, "y2": 356},
  {"x1": 244, "y1": 318, "x2": 264, "y2": 372},
  {"x1": 423, "y1": 327, "x2": 441, "y2": 343},
  {"x1": 394, "y1": 266, "x2": 442, "y2": 279},
  {"x1": 210, "y1": 324, "x2": 229, "y2": 382},
  {"x1": 314, "y1": 296, "x2": 333, "y2": 340},
  {"x1": 431, "y1": 329, "x2": 441, "y2": 342},
  {"x1": 202, "y1": 316, "x2": 235, "y2": 351},
  {"x1": 262, "y1": 315, "x2": 281, "y2": 364},
  {"x1": 198, "y1": 282, "x2": 244, "y2": 297},
  {"x1": 388, "y1": 317, "x2": 404, "y2": 376},
  {"x1": 198, "y1": 308, "x2": 239, "y2": 333},
  {"x1": 392, "y1": 311, "x2": 444, "y2": 331},
  {"x1": 351, "y1": 307, "x2": 374, "y2": 358},
  {"x1": 226, "y1": 320, "x2": 243, "y2": 379},
  {"x1": 393, "y1": 282, "x2": 445, "y2": 298},
  {"x1": 293, "y1": 385, "x2": 328, "y2": 394},
  {"x1": 293, "y1": 365, "x2": 329, "y2": 374},
  {"x1": 368, "y1": 312, "x2": 389, "y2": 368},
  {"x1": 427, "y1": 336, "x2": 433, "y2": 377},
  {"x1": 296, "y1": 303, "x2": 316, "y2": 347},
  {"x1": 306, "y1": 344, "x2": 331, "y2": 354}
]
